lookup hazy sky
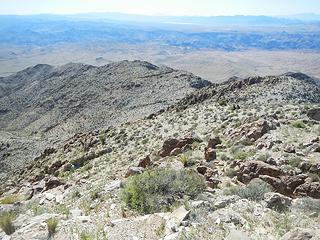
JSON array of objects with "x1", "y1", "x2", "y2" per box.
[{"x1": 1, "y1": 0, "x2": 320, "y2": 16}]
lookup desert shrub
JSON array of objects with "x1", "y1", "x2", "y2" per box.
[
  {"x1": 0, "y1": 212, "x2": 15, "y2": 235},
  {"x1": 291, "y1": 120, "x2": 306, "y2": 129},
  {"x1": 257, "y1": 153, "x2": 271, "y2": 162},
  {"x1": 0, "y1": 194, "x2": 21, "y2": 204},
  {"x1": 226, "y1": 180, "x2": 273, "y2": 201},
  {"x1": 99, "y1": 134, "x2": 106, "y2": 145},
  {"x1": 225, "y1": 168, "x2": 237, "y2": 178},
  {"x1": 296, "y1": 197, "x2": 320, "y2": 213},
  {"x1": 288, "y1": 157, "x2": 302, "y2": 168},
  {"x1": 307, "y1": 173, "x2": 320, "y2": 182},
  {"x1": 121, "y1": 168, "x2": 206, "y2": 214},
  {"x1": 80, "y1": 231, "x2": 95, "y2": 240},
  {"x1": 90, "y1": 188, "x2": 101, "y2": 200},
  {"x1": 71, "y1": 189, "x2": 81, "y2": 199},
  {"x1": 179, "y1": 154, "x2": 196, "y2": 167},
  {"x1": 47, "y1": 218, "x2": 59, "y2": 237}
]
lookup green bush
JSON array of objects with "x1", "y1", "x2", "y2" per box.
[
  {"x1": 226, "y1": 179, "x2": 273, "y2": 201},
  {"x1": 0, "y1": 195, "x2": 21, "y2": 204},
  {"x1": 0, "y1": 212, "x2": 15, "y2": 235},
  {"x1": 225, "y1": 168, "x2": 237, "y2": 178},
  {"x1": 298, "y1": 197, "x2": 320, "y2": 213},
  {"x1": 47, "y1": 218, "x2": 59, "y2": 237},
  {"x1": 99, "y1": 134, "x2": 106, "y2": 145},
  {"x1": 121, "y1": 168, "x2": 206, "y2": 214},
  {"x1": 291, "y1": 120, "x2": 306, "y2": 129},
  {"x1": 288, "y1": 157, "x2": 302, "y2": 168}
]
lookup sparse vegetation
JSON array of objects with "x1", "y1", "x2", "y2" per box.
[
  {"x1": 226, "y1": 180, "x2": 273, "y2": 201},
  {"x1": 0, "y1": 212, "x2": 15, "y2": 235},
  {"x1": 121, "y1": 168, "x2": 206, "y2": 214},
  {"x1": 47, "y1": 218, "x2": 59, "y2": 237},
  {"x1": 288, "y1": 157, "x2": 302, "y2": 168},
  {"x1": 291, "y1": 120, "x2": 306, "y2": 129},
  {"x1": 0, "y1": 194, "x2": 21, "y2": 204},
  {"x1": 99, "y1": 133, "x2": 106, "y2": 145}
]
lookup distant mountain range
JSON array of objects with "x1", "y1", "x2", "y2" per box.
[{"x1": 0, "y1": 14, "x2": 320, "y2": 51}]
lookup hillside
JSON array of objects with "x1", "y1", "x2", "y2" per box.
[
  {"x1": 0, "y1": 60, "x2": 211, "y2": 180},
  {"x1": 1, "y1": 66, "x2": 320, "y2": 239}
]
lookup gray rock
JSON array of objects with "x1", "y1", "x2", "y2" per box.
[
  {"x1": 281, "y1": 228, "x2": 314, "y2": 240},
  {"x1": 264, "y1": 192, "x2": 292, "y2": 212}
]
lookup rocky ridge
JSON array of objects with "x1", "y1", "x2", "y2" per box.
[{"x1": 0, "y1": 60, "x2": 211, "y2": 180}]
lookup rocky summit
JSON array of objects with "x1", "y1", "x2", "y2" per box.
[{"x1": 1, "y1": 62, "x2": 320, "y2": 240}]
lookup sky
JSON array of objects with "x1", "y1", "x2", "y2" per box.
[{"x1": 0, "y1": 0, "x2": 320, "y2": 16}]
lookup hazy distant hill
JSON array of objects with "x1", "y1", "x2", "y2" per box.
[{"x1": 0, "y1": 14, "x2": 320, "y2": 51}]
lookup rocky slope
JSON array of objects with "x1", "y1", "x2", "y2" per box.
[
  {"x1": 0, "y1": 60, "x2": 211, "y2": 180},
  {"x1": 1, "y1": 67, "x2": 320, "y2": 240}
]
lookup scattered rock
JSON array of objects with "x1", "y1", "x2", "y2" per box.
[
  {"x1": 307, "y1": 108, "x2": 320, "y2": 121},
  {"x1": 264, "y1": 192, "x2": 292, "y2": 212},
  {"x1": 159, "y1": 137, "x2": 199, "y2": 157},
  {"x1": 284, "y1": 144, "x2": 296, "y2": 153},
  {"x1": 137, "y1": 155, "x2": 151, "y2": 168},
  {"x1": 170, "y1": 148, "x2": 182, "y2": 156},
  {"x1": 125, "y1": 167, "x2": 144, "y2": 178},
  {"x1": 238, "y1": 161, "x2": 283, "y2": 184},
  {"x1": 281, "y1": 228, "x2": 314, "y2": 240},
  {"x1": 207, "y1": 137, "x2": 222, "y2": 149},
  {"x1": 294, "y1": 182, "x2": 320, "y2": 199},
  {"x1": 204, "y1": 148, "x2": 216, "y2": 161},
  {"x1": 196, "y1": 166, "x2": 208, "y2": 175}
]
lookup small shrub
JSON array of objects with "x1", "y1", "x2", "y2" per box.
[
  {"x1": 226, "y1": 180, "x2": 273, "y2": 201},
  {"x1": 220, "y1": 153, "x2": 229, "y2": 161},
  {"x1": 307, "y1": 173, "x2": 320, "y2": 182},
  {"x1": 0, "y1": 212, "x2": 15, "y2": 235},
  {"x1": 99, "y1": 134, "x2": 106, "y2": 145},
  {"x1": 234, "y1": 150, "x2": 250, "y2": 160},
  {"x1": 90, "y1": 188, "x2": 101, "y2": 200},
  {"x1": 225, "y1": 168, "x2": 237, "y2": 178},
  {"x1": 0, "y1": 194, "x2": 21, "y2": 204},
  {"x1": 71, "y1": 189, "x2": 81, "y2": 199},
  {"x1": 297, "y1": 197, "x2": 320, "y2": 213},
  {"x1": 80, "y1": 231, "x2": 95, "y2": 240},
  {"x1": 288, "y1": 157, "x2": 302, "y2": 168},
  {"x1": 291, "y1": 120, "x2": 306, "y2": 129},
  {"x1": 47, "y1": 218, "x2": 59, "y2": 237},
  {"x1": 121, "y1": 168, "x2": 206, "y2": 214},
  {"x1": 179, "y1": 154, "x2": 195, "y2": 167},
  {"x1": 257, "y1": 153, "x2": 270, "y2": 162}
]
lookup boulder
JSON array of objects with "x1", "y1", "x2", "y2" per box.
[
  {"x1": 196, "y1": 166, "x2": 208, "y2": 175},
  {"x1": 308, "y1": 143, "x2": 320, "y2": 153},
  {"x1": 138, "y1": 156, "x2": 151, "y2": 168},
  {"x1": 125, "y1": 167, "x2": 144, "y2": 178},
  {"x1": 170, "y1": 148, "x2": 182, "y2": 156},
  {"x1": 307, "y1": 108, "x2": 320, "y2": 121},
  {"x1": 204, "y1": 148, "x2": 216, "y2": 162},
  {"x1": 159, "y1": 137, "x2": 199, "y2": 157},
  {"x1": 294, "y1": 182, "x2": 320, "y2": 199},
  {"x1": 264, "y1": 192, "x2": 292, "y2": 212},
  {"x1": 281, "y1": 228, "x2": 314, "y2": 240},
  {"x1": 238, "y1": 161, "x2": 283, "y2": 184},
  {"x1": 45, "y1": 177, "x2": 62, "y2": 191},
  {"x1": 207, "y1": 137, "x2": 222, "y2": 149},
  {"x1": 246, "y1": 119, "x2": 276, "y2": 141}
]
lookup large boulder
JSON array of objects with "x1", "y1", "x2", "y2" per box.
[
  {"x1": 280, "y1": 228, "x2": 315, "y2": 240},
  {"x1": 294, "y1": 182, "x2": 320, "y2": 199},
  {"x1": 264, "y1": 192, "x2": 292, "y2": 212},
  {"x1": 307, "y1": 108, "x2": 320, "y2": 121},
  {"x1": 237, "y1": 161, "x2": 283, "y2": 184},
  {"x1": 159, "y1": 136, "x2": 200, "y2": 157}
]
